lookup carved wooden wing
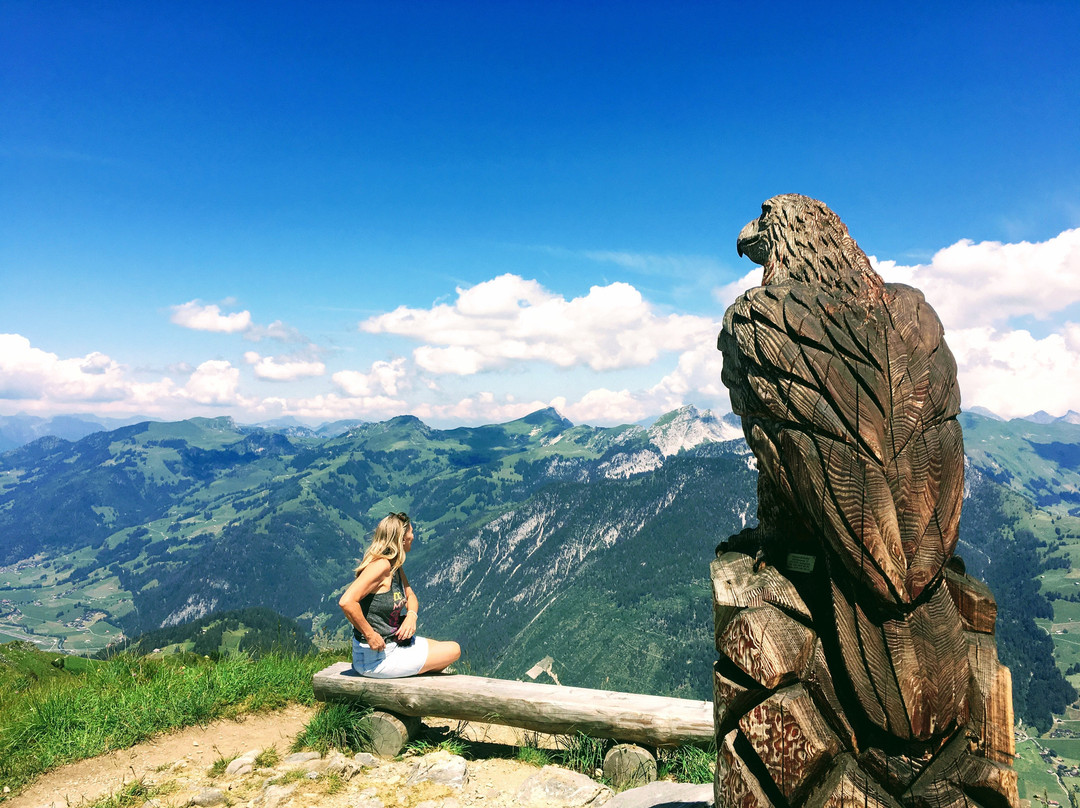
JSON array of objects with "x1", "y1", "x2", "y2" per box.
[{"x1": 722, "y1": 281, "x2": 964, "y2": 607}]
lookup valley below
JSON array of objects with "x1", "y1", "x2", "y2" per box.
[{"x1": 3, "y1": 406, "x2": 1080, "y2": 802}]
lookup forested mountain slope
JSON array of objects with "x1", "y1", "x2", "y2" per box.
[{"x1": 1, "y1": 408, "x2": 1079, "y2": 726}]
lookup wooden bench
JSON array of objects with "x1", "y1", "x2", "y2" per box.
[{"x1": 312, "y1": 662, "x2": 714, "y2": 784}]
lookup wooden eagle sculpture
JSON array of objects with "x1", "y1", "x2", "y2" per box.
[{"x1": 718, "y1": 194, "x2": 969, "y2": 742}]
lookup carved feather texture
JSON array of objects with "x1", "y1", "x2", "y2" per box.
[
  {"x1": 720, "y1": 194, "x2": 968, "y2": 741},
  {"x1": 722, "y1": 246, "x2": 962, "y2": 606}
]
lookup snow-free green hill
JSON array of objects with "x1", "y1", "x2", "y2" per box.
[{"x1": 3, "y1": 406, "x2": 1080, "y2": 729}]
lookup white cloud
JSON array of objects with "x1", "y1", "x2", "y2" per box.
[
  {"x1": 362, "y1": 274, "x2": 718, "y2": 375},
  {"x1": 0, "y1": 334, "x2": 130, "y2": 402},
  {"x1": 170, "y1": 301, "x2": 309, "y2": 345},
  {"x1": 411, "y1": 392, "x2": 551, "y2": 425},
  {"x1": 412, "y1": 345, "x2": 487, "y2": 376},
  {"x1": 243, "y1": 351, "x2": 326, "y2": 382},
  {"x1": 0, "y1": 333, "x2": 179, "y2": 413},
  {"x1": 872, "y1": 230, "x2": 1080, "y2": 417},
  {"x1": 550, "y1": 389, "x2": 645, "y2": 425},
  {"x1": 649, "y1": 341, "x2": 728, "y2": 405},
  {"x1": 871, "y1": 228, "x2": 1080, "y2": 329},
  {"x1": 170, "y1": 301, "x2": 252, "y2": 333},
  {"x1": 713, "y1": 268, "x2": 764, "y2": 311},
  {"x1": 947, "y1": 324, "x2": 1080, "y2": 419},
  {"x1": 715, "y1": 229, "x2": 1080, "y2": 420},
  {"x1": 548, "y1": 342, "x2": 730, "y2": 426},
  {"x1": 333, "y1": 358, "x2": 409, "y2": 397},
  {"x1": 277, "y1": 392, "x2": 408, "y2": 422},
  {"x1": 182, "y1": 360, "x2": 243, "y2": 406}
]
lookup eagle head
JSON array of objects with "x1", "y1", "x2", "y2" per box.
[{"x1": 737, "y1": 194, "x2": 883, "y2": 296}]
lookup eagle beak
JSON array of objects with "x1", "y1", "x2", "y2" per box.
[{"x1": 736, "y1": 220, "x2": 763, "y2": 264}]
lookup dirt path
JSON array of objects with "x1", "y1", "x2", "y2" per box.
[
  {"x1": 5, "y1": 705, "x2": 315, "y2": 808},
  {"x1": 3, "y1": 710, "x2": 581, "y2": 808}
]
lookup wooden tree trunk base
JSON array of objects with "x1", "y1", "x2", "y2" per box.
[
  {"x1": 712, "y1": 551, "x2": 1019, "y2": 808},
  {"x1": 364, "y1": 710, "x2": 420, "y2": 757},
  {"x1": 603, "y1": 744, "x2": 657, "y2": 790}
]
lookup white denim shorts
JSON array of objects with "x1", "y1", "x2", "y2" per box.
[{"x1": 352, "y1": 636, "x2": 430, "y2": 678}]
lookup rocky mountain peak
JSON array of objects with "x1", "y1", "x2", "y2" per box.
[{"x1": 645, "y1": 405, "x2": 742, "y2": 457}]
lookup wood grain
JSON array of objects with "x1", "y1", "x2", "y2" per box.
[
  {"x1": 738, "y1": 684, "x2": 842, "y2": 802},
  {"x1": 313, "y1": 663, "x2": 713, "y2": 747},
  {"x1": 966, "y1": 632, "x2": 1016, "y2": 764},
  {"x1": 717, "y1": 195, "x2": 1017, "y2": 807},
  {"x1": 717, "y1": 604, "x2": 816, "y2": 690},
  {"x1": 946, "y1": 568, "x2": 998, "y2": 635},
  {"x1": 716, "y1": 729, "x2": 776, "y2": 808},
  {"x1": 802, "y1": 754, "x2": 903, "y2": 808}
]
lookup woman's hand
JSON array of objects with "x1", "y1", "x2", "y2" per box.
[
  {"x1": 366, "y1": 631, "x2": 387, "y2": 652},
  {"x1": 395, "y1": 612, "x2": 418, "y2": 642}
]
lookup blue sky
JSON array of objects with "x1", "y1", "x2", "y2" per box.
[{"x1": 2, "y1": 1, "x2": 1079, "y2": 426}]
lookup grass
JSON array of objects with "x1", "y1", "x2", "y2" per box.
[
  {"x1": 555, "y1": 732, "x2": 608, "y2": 777},
  {"x1": 512, "y1": 731, "x2": 713, "y2": 786},
  {"x1": 516, "y1": 745, "x2": 553, "y2": 767},
  {"x1": 1016, "y1": 736, "x2": 1069, "y2": 803},
  {"x1": 405, "y1": 737, "x2": 470, "y2": 757},
  {"x1": 275, "y1": 768, "x2": 311, "y2": 785},
  {"x1": 1, "y1": 641, "x2": 722, "y2": 802},
  {"x1": 255, "y1": 746, "x2": 281, "y2": 768},
  {"x1": 85, "y1": 778, "x2": 173, "y2": 808},
  {"x1": 656, "y1": 744, "x2": 715, "y2": 784},
  {"x1": 208, "y1": 750, "x2": 237, "y2": 778},
  {"x1": 0, "y1": 648, "x2": 346, "y2": 799},
  {"x1": 323, "y1": 771, "x2": 346, "y2": 794},
  {"x1": 290, "y1": 701, "x2": 373, "y2": 755}
]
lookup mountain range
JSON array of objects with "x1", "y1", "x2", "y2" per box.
[{"x1": 2, "y1": 405, "x2": 1080, "y2": 729}]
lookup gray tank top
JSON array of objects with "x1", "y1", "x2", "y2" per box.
[{"x1": 354, "y1": 568, "x2": 407, "y2": 643}]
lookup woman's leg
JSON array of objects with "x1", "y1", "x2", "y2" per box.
[{"x1": 419, "y1": 639, "x2": 460, "y2": 674}]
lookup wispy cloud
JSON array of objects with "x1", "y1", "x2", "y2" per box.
[
  {"x1": 170, "y1": 300, "x2": 311, "y2": 344},
  {"x1": 579, "y1": 250, "x2": 725, "y2": 279}
]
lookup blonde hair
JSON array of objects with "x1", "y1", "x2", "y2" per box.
[{"x1": 355, "y1": 512, "x2": 411, "y2": 577}]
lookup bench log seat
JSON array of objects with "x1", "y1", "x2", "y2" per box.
[{"x1": 312, "y1": 662, "x2": 713, "y2": 748}]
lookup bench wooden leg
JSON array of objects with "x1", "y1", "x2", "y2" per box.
[
  {"x1": 603, "y1": 743, "x2": 657, "y2": 789},
  {"x1": 364, "y1": 710, "x2": 422, "y2": 757}
]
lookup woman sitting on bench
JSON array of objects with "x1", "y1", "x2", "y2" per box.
[{"x1": 339, "y1": 511, "x2": 461, "y2": 678}]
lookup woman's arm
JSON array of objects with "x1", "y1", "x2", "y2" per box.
[
  {"x1": 396, "y1": 568, "x2": 419, "y2": 641},
  {"x1": 339, "y1": 559, "x2": 390, "y2": 651}
]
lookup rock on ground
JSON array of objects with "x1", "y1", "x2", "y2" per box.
[
  {"x1": 516, "y1": 765, "x2": 615, "y2": 807},
  {"x1": 606, "y1": 781, "x2": 714, "y2": 808},
  {"x1": 406, "y1": 751, "x2": 470, "y2": 788}
]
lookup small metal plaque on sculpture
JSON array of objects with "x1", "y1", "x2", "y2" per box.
[
  {"x1": 711, "y1": 195, "x2": 1019, "y2": 808},
  {"x1": 786, "y1": 553, "x2": 815, "y2": 574}
]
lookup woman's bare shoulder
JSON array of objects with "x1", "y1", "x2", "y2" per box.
[{"x1": 362, "y1": 557, "x2": 392, "y2": 575}]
